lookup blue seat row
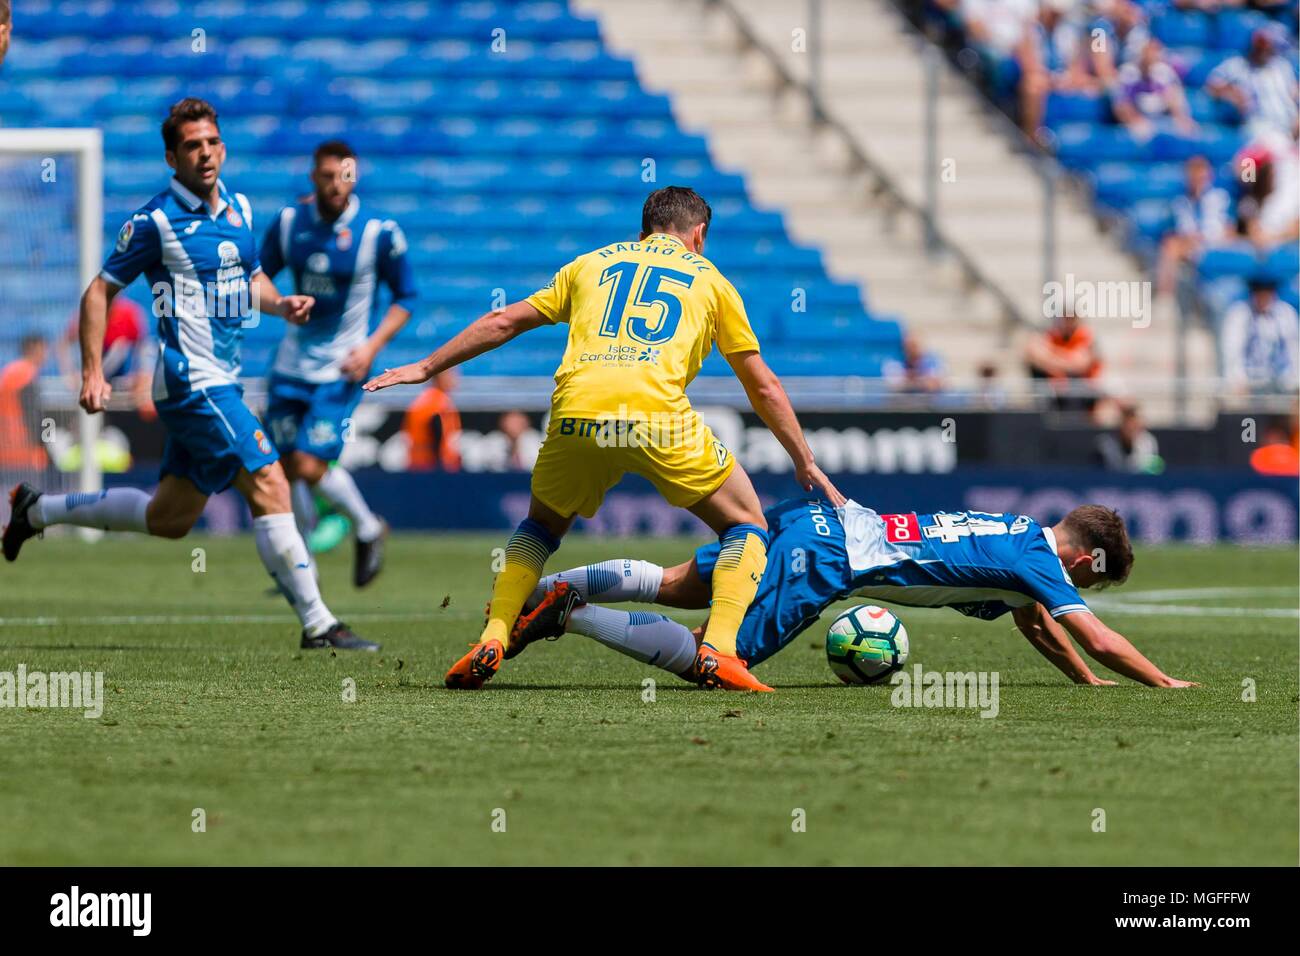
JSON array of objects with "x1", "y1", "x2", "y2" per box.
[
  {"x1": 17, "y1": 0, "x2": 604, "y2": 43},
  {"x1": 100, "y1": 160, "x2": 752, "y2": 202},
  {"x1": 1148, "y1": 7, "x2": 1287, "y2": 52},
  {"x1": 4, "y1": 38, "x2": 639, "y2": 81},
  {"x1": 1053, "y1": 123, "x2": 1247, "y2": 169},
  {"x1": 2, "y1": 76, "x2": 674, "y2": 122},
  {"x1": 1044, "y1": 88, "x2": 1244, "y2": 127}
]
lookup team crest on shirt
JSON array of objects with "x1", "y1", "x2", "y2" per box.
[
  {"x1": 226, "y1": 207, "x2": 243, "y2": 228},
  {"x1": 308, "y1": 420, "x2": 338, "y2": 448},
  {"x1": 335, "y1": 227, "x2": 352, "y2": 251},
  {"x1": 253, "y1": 429, "x2": 272, "y2": 455},
  {"x1": 115, "y1": 220, "x2": 134, "y2": 253}
]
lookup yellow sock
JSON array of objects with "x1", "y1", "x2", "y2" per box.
[
  {"x1": 702, "y1": 523, "x2": 769, "y2": 657},
  {"x1": 481, "y1": 519, "x2": 560, "y2": 648}
]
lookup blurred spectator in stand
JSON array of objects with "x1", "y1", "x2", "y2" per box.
[
  {"x1": 1158, "y1": 155, "x2": 1234, "y2": 297},
  {"x1": 1025, "y1": 306, "x2": 1105, "y2": 413},
  {"x1": 1207, "y1": 25, "x2": 1298, "y2": 138},
  {"x1": 1249, "y1": 413, "x2": 1299, "y2": 476},
  {"x1": 1085, "y1": 0, "x2": 1149, "y2": 89},
  {"x1": 883, "y1": 334, "x2": 946, "y2": 394},
  {"x1": 1018, "y1": 0, "x2": 1092, "y2": 136},
  {"x1": 56, "y1": 294, "x2": 155, "y2": 420},
  {"x1": 956, "y1": 0, "x2": 1039, "y2": 97},
  {"x1": 1235, "y1": 131, "x2": 1300, "y2": 252},
  {"x1": 0, "y1": 334, "x2": 50, "y2": 473},
  {"x1": 0, "y1": 1, "x2": 11, "y2": 69},
  {"x1": 1095, "y1": 401, "x2": 1163, "y2": 472},
  {"x1": 402, "y1": 369, "x2": 461, "y2": 471},
  {"x1": 498, "y1": 410, "x2": 534, "y2": 470},
  {"x1": 1221, "y1": 277, "x2": 1299, "y2": 394},
  {"x1": 1111, "y1": 38, "x2": 1199, "y2": 141},
  {"x1": 974, "y1": 361, "x2": 1008, "y2": 407}
]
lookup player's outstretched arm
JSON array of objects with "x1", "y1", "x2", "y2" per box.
[
  {"x1": 251, "y1": 271, "x2": 314, "y2": 325},
  {"x1": 1012, "y1": 604, "x2": 1114, "y2": 685},
  {"x1": 340, "y1": 303, "x2": 411, "y2": 382},
  {"x1": 726, "y1": 350, "x2": 845, "y2": 506},
  {"x1": 1058, "y1": 611, "x2": 1199, "y2": 688},
  {"x1": 364, "y1": 300, "x2": 550, "y2": 392},
  {"x1": 78, "y1": 276, "x2": 117, "y2": 414}
]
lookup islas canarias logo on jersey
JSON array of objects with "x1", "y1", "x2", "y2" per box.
[{"x1": 578, "y1": 344, "x2": 660, "y2": 366}]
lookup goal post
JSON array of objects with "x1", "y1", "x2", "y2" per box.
[{"x1": 0, "y1": 128, "x2": 104, "y2": 507}]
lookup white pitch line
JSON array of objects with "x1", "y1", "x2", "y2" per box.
[
  {"x1": 1090, "y1": 585, "x2": 1299, "y2": 619},
  {"x1": 0, "y1": 611, "x2": 444, "y2": 628},
  {"x1": 1090, "y1": 602, "x2": 1299, "y2": 619},
  {"x1": 1113, "y1": 586, "x2": 1298, "y2": 602}
]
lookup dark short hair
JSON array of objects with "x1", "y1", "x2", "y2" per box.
[
  {"x1": 313, "y1": 139, "x2": 357, "y2": 166},
  {"x1": 1063, "y1": 505, "x2": 1134, "y2": 586},
  {"x1": 641, "y1": 186, "x2": 712, "y2": 238},
  {"x1": 0, "y1": 0, "x2": 11, "y2": 26},
  {"x1": 162, "y1": 98, "x2": 220, "y2": 152},
  {"x1": 20, "y1": 333, "x2": 45, "y2": 354}
]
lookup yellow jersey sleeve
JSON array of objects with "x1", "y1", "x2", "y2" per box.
[
  {"x1": 526, "y1": 256, "x2": 582, "y2": 324},
  {"x1": 714, "y1": 277, "x2": 760, "y2": 355}
]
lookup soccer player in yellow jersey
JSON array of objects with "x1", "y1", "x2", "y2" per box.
[{"x1": 365, "y1": 186, "x2": 844, "y2": 691}]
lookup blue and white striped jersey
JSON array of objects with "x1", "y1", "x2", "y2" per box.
[
  {"x1": 1209, "y1": 53, "x2": 1299, "y2": 134},
  {"x1": 100, "y1": 177, "x2": 259, "y2": 401},
  {"x1": 838, "y1": 503, "x2": 1090, "y2": 620},
  {"x1": 260, "y1": 194, "x2": 417, "y2": 383}
]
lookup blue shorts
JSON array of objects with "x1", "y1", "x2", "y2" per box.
[
  {"x1": 157, "y1": 384, "x2": 279, "y2": 496},
  {"x1": 264, "y1": 372, "x2": 363, "y2": 461},
  {"x1": 694, "y1": 498, "x2": 851, "y2": 668}
]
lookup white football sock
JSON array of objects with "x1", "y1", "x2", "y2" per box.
[
  {"x1": 315, "y1": 466, "x2": 383, "y2": 542},
  {"x1": 291, "y1": 479, "x2": 317, "y2": 535},
  {"x1": 31, "y1": 488, "x2": 150, "y2": 533},
  {"x1": 289, "y1": 480, "x2": 319, "y2": 581},
  {"x1": 253, "y1": 512, "x2": 336, "y2": 637},
  {"x1": 533, "y1": 559, "x2": 664, "y2": 606},
  {"x1": 567, "y1": 604, "x2": 696, "y2": 675}
]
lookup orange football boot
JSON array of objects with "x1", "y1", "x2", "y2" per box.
[
  {"x1": 691, "y1": 643, "x2": 774, "y2": 692},
  {"x1": 506, "y1": 581, "x2": 581, "y2": 659},
  {"x1": 444, "y1": 638, "x2": 506, "y2": 689}
]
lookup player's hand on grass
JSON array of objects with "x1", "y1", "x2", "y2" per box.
[
  {"x1": 1083, "y1": 677, "x2": 1118, "y2": 686},
  {"x1": 363, "y1": 362, "x2": 431, "y2": 392},
  {"x1": 280, "y1": 294, "x2": 315, "y2": 325},
  {"x1": 797, "y1": 461, "x2": 847, "y2": 508},
  {"x1": 1161, "y1": 677, "x2": 1200, "y2": 688},
  {"x1": 340, "y1": 342, "x2": 378, "y2": 382},
  {"x1": 79, "y1": 371, "x2": 112, "y2": 414}
]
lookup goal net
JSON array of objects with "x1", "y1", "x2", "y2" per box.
[{"x1": 0, "y1": 129, "x2": 103, "y2": 529}]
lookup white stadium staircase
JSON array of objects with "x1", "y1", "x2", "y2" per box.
[{"x1": 575, "y1": 0, "x2": 1218, "y2": 417}]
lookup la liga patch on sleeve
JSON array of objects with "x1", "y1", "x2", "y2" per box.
[{"x1": 115, "y1": 219, "x2": 135, "y2": 253}]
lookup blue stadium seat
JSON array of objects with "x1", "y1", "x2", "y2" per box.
[
  {"x1": 1152, "y1": 12, "x2": 1213, "y2": 49},
  {"x1": 1214, "y1": 10, "x2": 1272, "y2": 52},
  {"x1": 1198, "y1": 246, "x2": 1262, "y2": 281}
]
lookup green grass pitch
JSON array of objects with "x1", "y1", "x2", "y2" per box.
[{"x1": 0, "y1": 532, "x2": 1295, "y2": 865}]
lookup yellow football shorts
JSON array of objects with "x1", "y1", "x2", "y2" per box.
[{"x1": 530, "y1": 411, "x2": 736, "y2": 519}]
